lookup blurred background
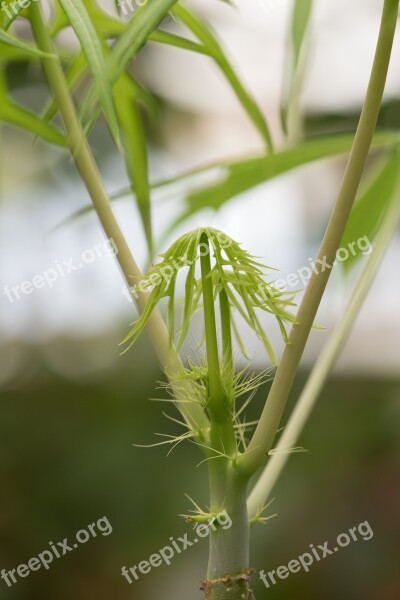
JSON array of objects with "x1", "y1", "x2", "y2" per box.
[{"x1": 1, "y1": 0, "x2": 400, "y2": 598}]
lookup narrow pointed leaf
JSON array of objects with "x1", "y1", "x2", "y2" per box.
[
  {"x1": 281, "y1": 0, "x2": 313, "y2": 135},
  {"x1": 3, "y1": 2, "x2": 27, "y2": 30},
  {"x1": 107, "y1": 0, "x2": 178, "y2": 82},
  {"x1": 80, "y1": 0, "x2": 179, "y2": 123},
  {"x1": 0, "y1": 101, "x2": 66, "y2": 146},
  {"x1": 341, "y1": 151, "x2": 400, "y2": 270},
  {"x1": 114, "y1": 76, "x2": 152, "y2": 254},
  {"x1": 149, "y1": 30, "x2": 208, "y2": 54},
  {"x1": 51, "y1": 132, "x2": 398, "y2": 233},
  {"x1": 58, "y1": 0, "x2": 120, "y2": 143},
  {"x1": 172, "y1": 3, "x2": 273, "y2": 150},
  {"x1": 171, "y1": 132, "x2": 397, "y2": 228},
  {"x1": 0, "y1": 28, "x2": 53, "y2": 57},
  {"x1": 176, "y1": 262, "x2": 197, "y2": 351}
]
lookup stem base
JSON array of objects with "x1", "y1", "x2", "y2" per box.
[{"x1": 201, "y1": 570, "x2": 255, "y2": 600}]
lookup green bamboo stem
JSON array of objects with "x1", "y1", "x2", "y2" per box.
[
  {"x1": 29, "y1": 2, "x2": 207, "y2": 434},
  {"x1": 205, "y1": 464, "x2": 251, "y2": 600},
  {"x1": 198, "y1": 237, "x2": 251, "y2": 599},
  {"x1": 247, "y1": 176, "x2": 400, "y2": 519},
  {"x1": 239, "y1": 0, "x2": 399, "y2": 476}
]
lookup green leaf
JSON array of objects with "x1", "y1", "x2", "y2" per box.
[
  {"x1": 80, "y1": 0, "x2": 180, "y2": 124},
  {"x1": 281, "y1": 0, "x2": 313, "y2": 137},
  {"x1": 50, "y1": 0, "x2": 70, "y2": 35},
  {"x1": 292, "y1": 0, "x2": 313, "y2": 61},
  {"x1": 114, "y1": 76, "x2": 152, "y2": 254},
  {"x1": 43, "y1": 48, "x2": 158, "y2": 127},
  {"x1": 121, "y1": 228, "x2": 295, "y2": 361},
  {"x1": 149, "y1": 30, "x2": 208, "y2": 55},
  {"x1": 0, "y1": 46, "x2": 45, "y2": 62},
  {"x1": 171, "y1": 3, "x2": 273, "y2": 150},
  {"x1": 81, "y1": 0, "x2": 126, "y2": 37},
  {"x1": 0, "y1": 101, "x2": 66, "y2": 146},
  {"x1": 3, "y1": 1, "x2": 27, "y2": 31},
  {"x1": 176, "y1": 262, "x2": 197, "y2": 351},
  {"x1": 52, "y1": 0, "x2": 125, "y2": 38},
  {"x1": 340, "y1": 151, "x2": 400, "y2": 271},
  {"x1": 52, "y1": 132, "x2": 399, "y2": 234},
  {"x1": 0, "y1": 66, "x2": 6, "y2": 97},
  {"x1": 106, "y1": 0, "x2": 178, "y2": 82},
  {"x1": 0, "y1": 28, "x2": 53, "y2": 57},
  {"x1": 58, "y1": 0, "x2": 120, "y2": 143},
  {"x1": 171, "y1": 132, "x2": 397, "y2": 229}
]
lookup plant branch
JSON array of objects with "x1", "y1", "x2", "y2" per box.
[
  {"x1": 247, "y1": 174, "x2": 400, "y2": 518},
  {"x1": 239, "y1": 0, "x2": 400, "y2": 476},
  {"x1": 29, "y1": 2, "x2": 208, "y2": 433}
]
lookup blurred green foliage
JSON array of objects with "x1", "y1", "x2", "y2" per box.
[{"x1": 0, "y1": 338, "x2": 399, "y2": 599}]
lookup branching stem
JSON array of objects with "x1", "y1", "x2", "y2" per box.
[
  {"x1": 247, "y1": 171, "x2": 400, "y2": 518},
  {"x1": 239, "y1": 0, "x2": 400, "y2": 476},
  {"x1": 29, "y1": 1, "x2": 207, "y2": 433}
]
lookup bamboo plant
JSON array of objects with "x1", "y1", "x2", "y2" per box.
[{"x1": 1, "y1": 0, "x2": 399, "y2": 598}]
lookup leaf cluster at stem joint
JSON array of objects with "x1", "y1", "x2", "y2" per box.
[
  {"x1": 162, "y1": 355, "x2": 272, "y2": 453},
  {"x1": 122, "y1": 227, "x2": 297, "y2": 365}
]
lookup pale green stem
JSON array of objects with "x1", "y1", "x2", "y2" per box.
[
  {"x1": 199, "y1": 239, "x2": 250, "y2": 599},
  {"x1": 248, "y1": 176, "x2": 400, "y2": 519},
  {"x1": 239, "y1": 0, "x2": 399, "y2": 476},
  {"x1": 198, "y1": 235, "x2": 236, "y2": 454},
  {"x1": 29, "y1": 2, "x2": 207, "y2": 433},
  {"x1": 205, "y1": 464, "x2": 250, "y2": 600}
]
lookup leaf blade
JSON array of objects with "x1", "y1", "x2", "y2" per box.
[
  {"x1": 80, "y1": 0, "x2": 178, "y2": 129},
  {"x1": 58, "y1": 0, "x2": 120, "y2": 143},
  {"x1": 341, "y1": 151, "x2": 400, "y2": 270},
  {"x1": 0, "y1": 28, "x2": 53, "y2": 57},
  {"x1": 0, "y1": 101, "x2": 66, "y2": 146},
  {"x1": 114, "y1": 76, "x2": 152, "y2": 253},
  {"x1": 172, "y1": 3, "x2": 273, "y2": 150},
  {"x1": 173, "y1": 132, "x2": 397, "y2": 227},
  {"x1": 281, "y1": 0, "x2": 313, "y2": 136}
]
